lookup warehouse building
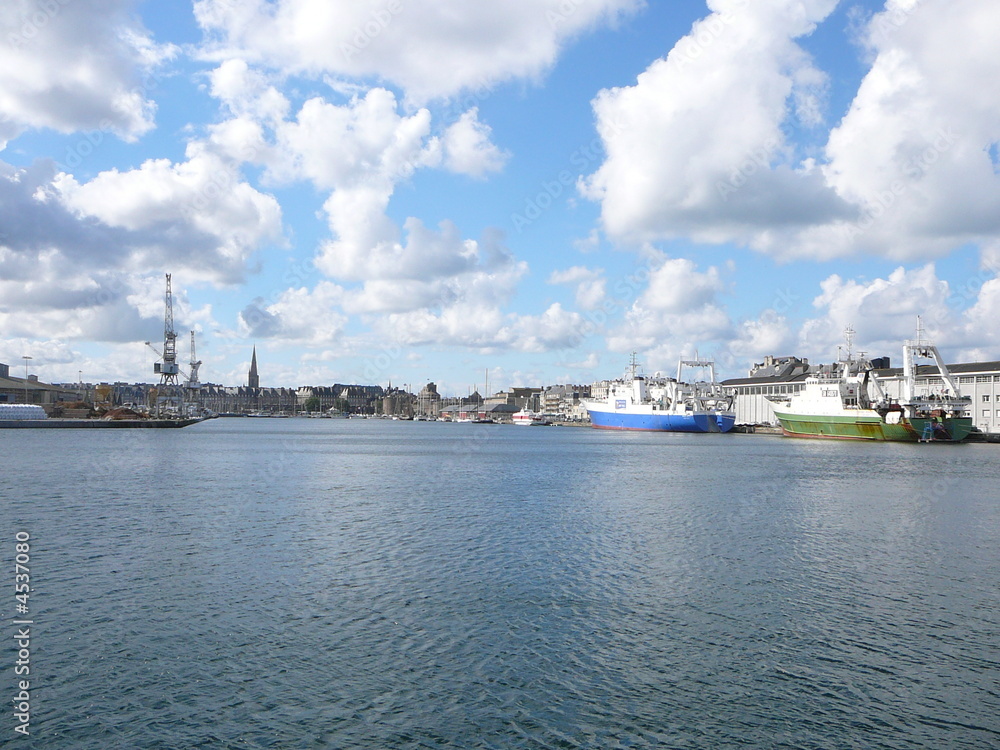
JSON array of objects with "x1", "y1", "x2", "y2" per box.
[{"x1": 0, "y1": 362, "x2": 80, "y2": 406}]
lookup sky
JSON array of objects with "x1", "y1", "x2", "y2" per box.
[{"x1": 2, "y1": 0, "x2": 999, "y2": 394}]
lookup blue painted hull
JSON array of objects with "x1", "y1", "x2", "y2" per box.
[{"x1": 588, "y1": 407, "x2": 733, "y2": 433}]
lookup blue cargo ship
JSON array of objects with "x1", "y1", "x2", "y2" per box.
[{"x1": 584, "y1": 355, "x2": 735, "y2": 433}]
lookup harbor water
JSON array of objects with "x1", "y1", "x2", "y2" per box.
[{"x1": 2, "y1": 419, "x2": 999, "y2": 748}]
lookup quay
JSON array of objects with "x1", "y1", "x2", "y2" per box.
[{"x1": 0, "y1": 418, "x2": 204, "y2": 429}]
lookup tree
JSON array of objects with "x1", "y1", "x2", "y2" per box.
[{"x1": 304, "y1": 396, "x2": 321, "y2": 412}]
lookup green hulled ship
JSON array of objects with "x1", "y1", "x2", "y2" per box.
[{"x1": 771, "y1": 326, "x2": 973, "y2": 443}]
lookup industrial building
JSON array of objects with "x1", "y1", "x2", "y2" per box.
[{"x1": 0, "y1": 362, "x2": 80, "y2": 406}]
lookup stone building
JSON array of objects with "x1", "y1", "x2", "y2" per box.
[
  {"x1": 484, "y1": 386, "x2": 542, "y2": 410},
  {"x1": 297, "y1": 384, "x2": 383, "y2": 413},
  {"x1": 415, "y1": 382, "x2": 442, "y2": 417},
  {"x1": 200, "y1": 384, "x2": 298, "y2": 414},
  {"x1": 380, "y1": 386, "x2": 414, "y2": 418},
  {"x1": 338, "y1": 385, "x2": 384, "y2": 413}
]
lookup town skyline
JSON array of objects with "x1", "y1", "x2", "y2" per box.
[{"x1": 3, "y1": 1, "x2": 1000, "y2": 395}]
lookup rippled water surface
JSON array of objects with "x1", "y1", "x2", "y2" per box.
[{"x1": 2, "y1": 419, "x2": 999, "y2": 748}]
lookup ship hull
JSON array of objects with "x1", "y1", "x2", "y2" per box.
[
  {"x1": 773, "y1": 408, "x2": 972, "y2": 442},
  {"x1": 587, "y1": 405, "x2": 734, "y2": 433}
]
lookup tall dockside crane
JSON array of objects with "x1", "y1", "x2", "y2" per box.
[
  {"x1": 187, "y1": 330, "x2": 202, "y2": 390},
  {"x1": 145, "y1": 274, "x2": 184, "y2": 416},
  {"x1": 158, "y1": 273, "x2": 180, "y2": 387}
]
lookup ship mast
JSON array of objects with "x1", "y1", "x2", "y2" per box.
[{"x1": 844, "y1": 325, "x2": 855, "y2": 363}]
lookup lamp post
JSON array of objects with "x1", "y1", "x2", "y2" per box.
[{"x1": 22, "y1": 355, "x2": 32, "y2": 404}]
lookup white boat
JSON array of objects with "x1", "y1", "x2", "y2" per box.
[
  {"x1": 512, "y1": 409, "x2": 549, "y2": 426},
  {"x1": 584, "y1": 354, "x2": 735, "y2": 432}
]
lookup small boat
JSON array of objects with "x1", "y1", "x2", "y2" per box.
[{"x1": 512, "y1": 409, "x2": 549, "y2": 426}]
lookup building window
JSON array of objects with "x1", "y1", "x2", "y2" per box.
[
  {"x1": 985, "y1": 410, "x2": 991, "y2": 418},
  {"x1": 984, "y1": 395, "x2": 992, "y2": 402},
  {"x1": 976, "y1": 375, "x2": 993, "y2": 383},
  {"x1": 959, "y1": 376, "x2": 975, "y2": 384}
]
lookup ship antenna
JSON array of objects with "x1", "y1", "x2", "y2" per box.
[{"x1": 844, "y1": 325, "x2": 856, "y2": 362}]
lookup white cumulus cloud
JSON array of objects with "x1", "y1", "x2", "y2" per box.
[
  {"x1": 583, "y1": 0, "x2": 1000, "y2": 267},
  {"x1": 583, "y1": 0, "x2": 845, "y2": 247},
  {"x1": 54, "y1": 144, "x2": 283, "y2": 284},
  {"x1": 442, "y1": 108, "x2": 509, "y2": 178},
  {"x1": 194, "y1": 0, "x2": 642, "y2": 103},
  {"x1": 0, "y1": 0, "x2": 177, "y2": 146},
  {"x1": 548, "y1": 265, "x2": 607, "y2": 310}
]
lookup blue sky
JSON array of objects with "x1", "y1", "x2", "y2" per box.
[{"x1": 2, "y1": 0, "x2": 999, "y2": 394}]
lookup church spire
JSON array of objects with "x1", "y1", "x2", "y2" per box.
[{"x1": 248, "y1": 346, "x2": 259, "y2": 389}]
